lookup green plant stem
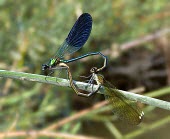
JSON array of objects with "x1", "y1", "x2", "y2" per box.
[
  {"x1": 124, "y1": 116, "x2": 170, "y2": 139},
  {"x1": 0, "y1": 70, "x2": 170, "y2": 111},
  {"x1": 105, "y1": 121, "x2": 122, "y2": 139}
]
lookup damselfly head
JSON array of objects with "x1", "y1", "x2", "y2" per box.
[
  {"x1": 42, "y1": 64, "x2": 49, "y2": 71},
  {"x1": 90, "y1": 67, "x2": 98, "y2": 73}
]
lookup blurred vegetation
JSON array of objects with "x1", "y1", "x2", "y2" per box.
[{"x1": 0, "y1": 0, "x2": 169, "y2": 139}]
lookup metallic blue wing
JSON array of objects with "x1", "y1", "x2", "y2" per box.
[{"x1": 55, "y1": 13, "x2": 92, "y2": 58}]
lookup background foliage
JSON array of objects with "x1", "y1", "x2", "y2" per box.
[{"x1": 0, "y1": 0, "x2": 169, "y2": 138}]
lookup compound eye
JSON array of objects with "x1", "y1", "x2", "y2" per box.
[
  {"x1": 42, "y1": 64, "x2": 49, "y2": 70},
  {"x1": 93, "y1": 67, "x2": 97, "y2": 71},
  {"x1": 90, "y1": 67, "x2": 97, "y2": 73}
]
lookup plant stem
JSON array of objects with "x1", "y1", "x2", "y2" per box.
[{"x1": 0, "y1": 70, "x2": 170, "y2": 111}]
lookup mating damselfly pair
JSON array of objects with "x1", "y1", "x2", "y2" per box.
[{"x1": 42, "y1": 13, "x2": 144, "y2": 125}]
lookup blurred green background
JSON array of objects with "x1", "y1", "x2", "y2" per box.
[{"x1": 0, "y1": 0, "x2": 170, "y2": 139}]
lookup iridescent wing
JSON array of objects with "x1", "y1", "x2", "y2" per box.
[
  {"x1": 55, "y1": 13, "x2": 92, "y2": 59},
  {"x1": 103, "y1": 78, "x2": 144, "y2": 125}
]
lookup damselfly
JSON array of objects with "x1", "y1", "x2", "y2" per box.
[
  {"x1": 42, "y1": 13, "x2": 105, "y2": 75},
  {"x1": 82, "y1": 67, "x2": 144, "y2": 124},
  {"x1": 42, "y1": 13, "x2": 108, "y2": 96}
]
